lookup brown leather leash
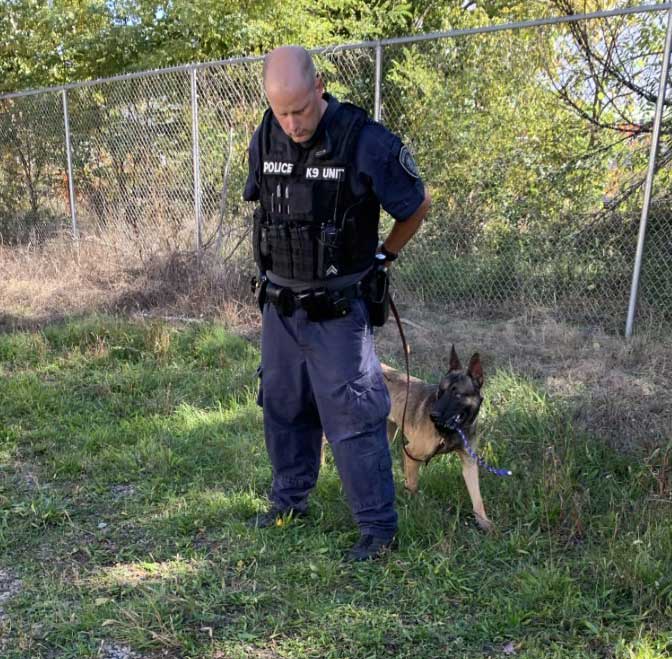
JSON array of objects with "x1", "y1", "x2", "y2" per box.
[
  {"x1": 389, "y1": 296, "x2": 412, "y2": 457},
  {"x1": 390, "y1": 296, "x2": 445, "y2": 466}
]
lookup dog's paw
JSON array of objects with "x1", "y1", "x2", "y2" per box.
[
  {"x1": 474, "y1": 513, "x2": 494, "y2": 533},
  {"x1": 403, "y1": 484, "x2": 419, "y2": 496}
]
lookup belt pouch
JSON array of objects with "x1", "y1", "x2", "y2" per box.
[
  {"x1": 366, "y1": 267, "x2": 390, "y2": 327},
  {"x1": 253, "y1": 207, "x2": 270, "y2": 268},
  {"x1": 266, "y1": 283, "x2": 295, "y2": 316}
]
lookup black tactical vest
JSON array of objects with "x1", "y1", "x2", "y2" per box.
[{"x1": 252, "y1": 99, "x2": 380, "y2": 281}]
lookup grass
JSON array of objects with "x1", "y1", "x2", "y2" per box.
[{"x1": 0, "y1": 315, "x2": 671, "y2": 658}]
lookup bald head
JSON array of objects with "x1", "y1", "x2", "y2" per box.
[
  {"x1": 262, "y1": 45, "x2": 327, "y2": 144},
  {"x1": 263, "y1": 46, "x2": 316, "y2": 96}
]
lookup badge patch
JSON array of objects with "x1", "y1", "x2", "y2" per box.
[{"x1": 399, "y1": 145, "x2": 420, "y2": 179}]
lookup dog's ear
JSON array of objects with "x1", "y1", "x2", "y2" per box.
[
  {"x1": 449, "y1": 344, "x2": 462, "y2": 372},
  {"x1": 467, "y1": 353, "x2": 484, "y2": 389}
]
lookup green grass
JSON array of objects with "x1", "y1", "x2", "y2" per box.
[{"x1": 1, "y1": 315, "x2": 671, "y2": 658}]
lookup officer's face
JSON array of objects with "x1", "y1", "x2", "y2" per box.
[{"x1": 266, "y1": 75, "x2": 325, "y2": 143}]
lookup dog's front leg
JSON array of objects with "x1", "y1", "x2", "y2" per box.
[
  {"x1": 402, "y1": 450, "x2": 421, "y2": 494},
  {"x1": 458, "y1": 451, "x2": 493, "y2": 532},
  {"x1": 389, "y1": 420, "x2": 420, "y2": 493},
  {"x1": 386, "y1": 419, "x2": 398, "y2": 442}
]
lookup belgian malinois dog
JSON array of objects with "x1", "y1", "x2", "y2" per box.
[{"x1": 383, "y1": 346, "x2": 493, "y2": 531}]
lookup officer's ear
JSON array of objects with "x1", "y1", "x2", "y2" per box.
[{"x1": 315, "y1": 71, "x2": 325, "y2": 93}]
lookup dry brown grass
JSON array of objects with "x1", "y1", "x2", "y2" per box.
[
  {"x1": 0, "y1": 237, "x2": 118, "y2": 326},
  {"x1": 1, "y1": 236, "x2": 669, "y2": 454},
  {"x1": 0, "y1": 235, "x2": 256, "y2": 332}
]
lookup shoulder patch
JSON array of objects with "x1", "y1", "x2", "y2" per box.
[{"x1": 399, "y1": 145, "x2": 420, "y2": 179}]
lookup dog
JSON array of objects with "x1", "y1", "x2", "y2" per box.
[{"x1": 382, "y1": 346, "x2": 493, "y2": 532}]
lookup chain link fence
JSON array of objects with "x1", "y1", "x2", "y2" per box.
[
  {"x1": 67, "y1": 72, "x2": 195, "y2": 254},
  {"x1": 0, "y1": 91, "x2": 70, "y2": 243},
  {"x1": 1, "y1": 6, "x2": 671, "y2": 333}
]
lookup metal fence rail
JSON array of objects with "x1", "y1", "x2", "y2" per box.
[{"x1": 1, "y1": 4, "x2": 671, "y2": 334}]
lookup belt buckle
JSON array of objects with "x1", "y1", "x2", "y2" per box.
[
  {"x1": 279, "y1": 288, "x2": 296, "y2": 316},
  {"x1": 295, "y1": 290, "x2": 313, "y2": 306},
  {"x1": 299, "y1": 288, "x2": 328, "y2": 322}
]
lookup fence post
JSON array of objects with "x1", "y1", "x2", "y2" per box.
[
  {"x1": 625, "y1": 7, "x2": 672, "y2": 337},
  {"x1": 61, "y1": 89, "x2": 79, "y2": 242},
  {"x1": 374, "y1": 42, "x2": 383, "y2": 122},
  {"x1": 190, "y1": 67, "x2": 203, "y2": 252}
]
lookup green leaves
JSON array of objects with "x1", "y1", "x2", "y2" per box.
[{"x1": 0, "y1": 0, "x2": 472, "y2": 94}]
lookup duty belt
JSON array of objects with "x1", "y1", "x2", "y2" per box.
[{"x1": 265, "y1": 281, "x2": 363, "y2": 322}]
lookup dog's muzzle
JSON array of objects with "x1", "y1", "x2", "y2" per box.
[
  {"x1": 446, "y1": 414, "x2": 463, "y2": 430},
  {"x1": 432, "y1": 403, "x2": 482, "y2": 434},
  {"x1": 430, "y1": 412, "x2": 463, "y2": 433}
]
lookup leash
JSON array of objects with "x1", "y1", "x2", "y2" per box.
[
  {"x1": 451, "y1": 424, "x2": 512, "y2": 477},
  {"x1": 389, "y1": 295, "x2": 454, "y2": 467},
  {"x1": 389, "y1": 296, "x2": 411, "y2": 457}
]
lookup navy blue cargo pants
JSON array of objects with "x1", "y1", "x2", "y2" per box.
[{"x1": 257, "y1": 296, "x2": 397, "y2": 540}]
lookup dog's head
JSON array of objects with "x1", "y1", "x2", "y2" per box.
[{"x1": 429, "y1": 345, "x2": 484, "y2": 437}]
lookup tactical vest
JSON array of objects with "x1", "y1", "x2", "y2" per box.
[{"x1": 252, "y1": 100, "x2": 380, "y2": 281}]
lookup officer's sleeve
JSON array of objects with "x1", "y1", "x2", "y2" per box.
[
  {"x1": 356, "y1": 123, "x2": 425, "y2": 221},
  {"x1": 243, "y1": 127, "x2": 261, "y2": 202}
]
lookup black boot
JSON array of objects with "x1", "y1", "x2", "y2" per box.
[{"x1": 346, "y1": 534, "x2": 398, "y2": 562}]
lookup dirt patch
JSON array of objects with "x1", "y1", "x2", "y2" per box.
[
  {"x1": 214, "y1": 647, "x2": 282, "y2": 659},
  {"x1": 0, "y1": 568, "x2": 22, "y2": 623},
  {"x1": 16, "y1": 465, "x2": 44, "y2": 492},
  {"x1": 375, "y1": 305, "x2": 671, "y2": 453},
  {"x1": 110, "y1": 485, "x2": 136, "y2": 500},
  {"x1": 97, "y1": 641, "x2": 144, "y2": 659}
]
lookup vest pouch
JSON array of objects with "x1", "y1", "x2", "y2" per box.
[
  {"x1": 268, "y1": 223, "x2": 293, "y2": 278},
  {"x1": 252, "y1": 207, "x2": 270, "y2": 270},
  {"x1": 342, "y1": 214, "x2": 358, "y2": 269},
  {"x1": 289, "y1": 224, "x2": 317, "y2": 281},
  {"x1": 317, "y1": 224, "x2": 345, "y2": 279}
]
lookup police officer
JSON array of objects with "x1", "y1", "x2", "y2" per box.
[{"x1": 245, "y1": 46, "x2": 430, "y2": 561}]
